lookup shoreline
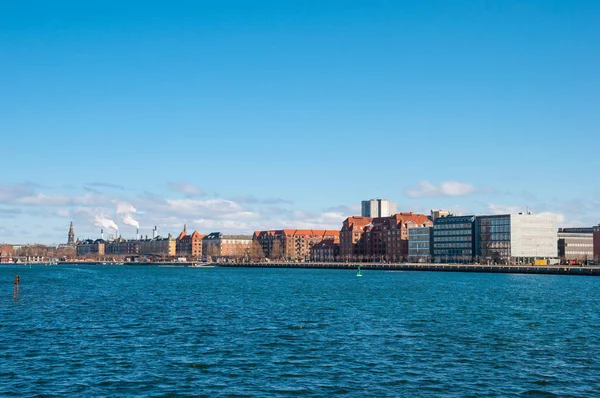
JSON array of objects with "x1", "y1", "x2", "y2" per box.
[{"x1": 9, "y1": 261, "x2": 597, "y2": 276}]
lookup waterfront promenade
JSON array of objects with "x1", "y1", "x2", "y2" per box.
[
  {"x1": 220, "y1": 262, "x2": 600, "y2": 276},
  {"x1": 47, "y1": 261, "x2": 600, "y2": 276}
]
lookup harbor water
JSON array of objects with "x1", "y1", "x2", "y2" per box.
[{"x1": 1, "y1": 265, "x2": 599, "y2": 396}]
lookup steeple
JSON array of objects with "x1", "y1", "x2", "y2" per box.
[
  {"x1": 184, "y1": 223, "x2": 187, "y2": 233},
  {"x1": 68, "y1": 221, "x2": 75, "y2": 244}
]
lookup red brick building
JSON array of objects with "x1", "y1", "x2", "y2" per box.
[
  {"x1": 254, "y1": 229, "x2": 340, "y2": 261},
  {"x1": 340, "y1": 213, "x2": 432, "y2": 262},
  {"x1": 0, "y1": 245, "x2": 14, "y2": 263},
  {"x1": 310, "y1": 240, "x2": 340, "y2": 262},
  {"x1": 176, "y1": 225, "x2": 206, "y2": 259},
  {"x1": 340, "y1": 216, "x2": 373, "y2": 261}
]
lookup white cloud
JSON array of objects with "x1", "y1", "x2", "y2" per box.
[{"x1": 405, "y1": 181, "x2": 477, "y2": 198}]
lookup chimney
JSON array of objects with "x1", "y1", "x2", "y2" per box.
[
  {"x1": 136, "y1": 228, "x2": 139, "y2": 240},
  {"x1": 101, "y1": 229, "x2": 104, "y2": 240},
  {"x1": 153, "y1": 226, "x2": 158, "y2": 239}
]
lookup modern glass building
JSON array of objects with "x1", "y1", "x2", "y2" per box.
[
  {"x1": 408, "y1": 227, "x2": 433, "y2": 263},
  {"x1": 432, "y1": 216, "x2": 476, "y2": 263},
  {"x1": 474, "y1": 213, "x2": 557, "y2": 264},
  {"x1": 557, "y1": 227, "x2": 594, "y2": 264},
  {"x1": 474, "y1": 215, "x2": 511, "y2": 263}
]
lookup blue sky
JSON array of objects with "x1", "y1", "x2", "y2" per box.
[{"x1": 1, "y1": 0, "x2": 599, "y2": 243}]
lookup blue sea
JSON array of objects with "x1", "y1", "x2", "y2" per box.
[{"x1": 1, "y1": 265, "x2": 599, "y2": 396}]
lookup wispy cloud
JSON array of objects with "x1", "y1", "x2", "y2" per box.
[
  {"x1": 233, "y1": 195, "x2": 293, "y2": 205},
  {"x1": 86, "y1": 182, "x2": 125, "y2": 190},
  {"x1": 168, "y1": 181, "x2": 205, "y2": 197},
  {"x1": 405, "y1": 181, "x2": 478, "y2": 198}
]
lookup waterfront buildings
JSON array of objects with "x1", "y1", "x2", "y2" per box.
[
  {"x1": 340, "y1": 216, "x2": 373, "y2": 261},
  {"x1": 432, "y1": 213, "x2": 558, "y2": 264},
  {"x1": 0, "y1": 245, "x2": 14, "y2": 263},
  {"x1": 557, "y1": 227, "x2": 594, "y2": 264},
  {"x1": 76, "y1": 239, "x2": 106, "y2": 257},
  {"x1": 176, "y1": 225, "x2": 205, "y2": 259},
  {"x1": 253, "y1": 229, "x2": 339, "y2": 261},
  {"x1": 203, "y1": 233, "x2": 253, "y2": 261},
  {"x1": 310, "y1": 239, "x2": 340, "y2": 262},
  {"x1": 408, "y1": 227, "x2": 433, "y2": 263},
  {"x1": 105, "y1": 236, "x2": 140, "y2": 257},
  {"x1": 432, "y1": 215, "x2": 476, "y2": 263},
  {"x1": 340, "y1": 213, "x2": 431, "y2": 262},
  {"x1": 471, "y1": 214, "x2": 558, "y2": 263},
  {"x1": 139, "y1": 235, "x2": 176, "y2": 258},
  {"x1": 361, "y1": 199, "x2": 397, "y2": 218}
]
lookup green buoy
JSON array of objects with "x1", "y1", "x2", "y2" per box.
[{"x1": 357, "y1": 264, "x2": 362, "y2": 277}]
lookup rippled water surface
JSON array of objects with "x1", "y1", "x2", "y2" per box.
[{"x1": 1, "y1": 265, "x2": 600, "y2": 396}]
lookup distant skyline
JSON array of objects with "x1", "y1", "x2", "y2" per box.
[{"x1": 1, "y1": 1, "x2": 599, "y2": 243}]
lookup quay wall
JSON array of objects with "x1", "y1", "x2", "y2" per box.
[
  {"x1": 48, "y1": 261, "x2": 600, "y2": 276},
  {"x1": 219, "y1": 262, "x2": 600, "y2": 276}
]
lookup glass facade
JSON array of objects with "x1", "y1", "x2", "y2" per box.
[
  {"x1": 408, "y1": 227, "x2": 432, "y2": 262},
  {"x1": 432, "y1": 216, "x2": 475, "y2": 263},
  {"x1": 474, "y1": 215, "x2": 511, "y2": 262}
]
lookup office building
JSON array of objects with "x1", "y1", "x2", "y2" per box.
[
  {"x1": 408, "y1": 227, "x2": 433, "y2": 263},
  {"x1": 558, "y1": 227, "x2": 594, "y2": 264},
  {"x1": 433, "y1": 215, "x2": 476, "y2": 263},
  {"x1": 473, "y1": 213, "x2": 557, "y2": 264}
]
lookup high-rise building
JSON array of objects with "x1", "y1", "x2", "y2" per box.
[
  {"x1": 361, "y1": 199, "x2": 397, "y2": 218},
  {"x1": 431, "y1": 210, "x2": 452, "y2": 221}
]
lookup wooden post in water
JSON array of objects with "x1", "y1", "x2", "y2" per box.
[{"x1": 14, "y1": 275, "x2": 20, "y2": 300}]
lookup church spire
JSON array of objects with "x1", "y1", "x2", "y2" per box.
[{"x1": 68, "y1": 221, "x2": 75, "y2": 244}]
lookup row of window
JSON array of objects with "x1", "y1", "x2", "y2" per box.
[
  {"x1": 435, "y1": 236, "x2": 472, "y2": 242},
  {"x1": 435, "y1": 243, "x2": 473, "y2": 248},
  {"x1": 434, "y1": 230, "x2": 472, "y2": 236},
  {"x1": 435, "y1": 223, "x2": 472, "y2": 230}
]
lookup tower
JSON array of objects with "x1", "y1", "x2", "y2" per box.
[{"x1": 68, "y1": 221, "x2": 75, "y2": 244}]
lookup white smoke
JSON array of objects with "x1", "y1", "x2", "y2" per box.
[
  {"x1": 93, "y1": 215, "x2": 118, "y2": 231},
  {"x1": 122, "y1": 213, "x2": 140, "y2": 229},
  {"x1": 116, "y1": 202, "x2": 140, "y2": 229},
  {"x1": 116, "y1": 202, "x2": 136, "y2": 214}
]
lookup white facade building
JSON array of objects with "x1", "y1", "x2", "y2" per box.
[
  {"x1": 510, "y1": 213, "x2": 557, "y2": 258},
  {"x1": 474, "y1": 213, "x2": 558, "y2": 263},
  {"x1": 361, "y1": 199, "x2": 397, "y2": 218}
]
